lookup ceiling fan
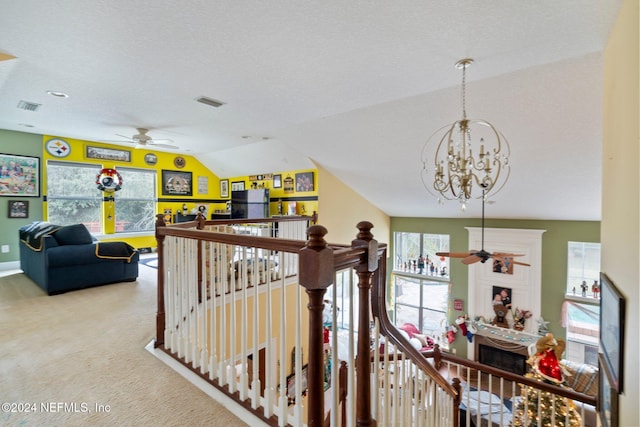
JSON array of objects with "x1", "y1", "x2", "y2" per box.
[
  {"x1": 436, "y1": 190, "x2": 530, "y2": 267},
  {"x1": 109, "y1": 128, "x2": 179, "y2": 150}
]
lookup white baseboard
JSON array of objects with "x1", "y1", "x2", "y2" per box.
[
  {"x1": 144, "y1": 340, "x2": 269, "y2": 427},
  {"x1": 0, "y1": 261, "x2": 20, "y2": 271}
]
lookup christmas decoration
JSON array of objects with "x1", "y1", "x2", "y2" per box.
[
  {"x1": 456, "y1": 316, "x2": 468, "y2": 336},
  {"x1": 512, "y1": 333, "x2": 582, "y2": 426},
  {"x1": 96, "y1": 168, "x2": 123, "y2": 192},
  {"x1": 446, "y1": 324, "x2": 457, "y2": 344},
  {"x1": 511, "y1": 307, "x2": 532, "y2": 331}
]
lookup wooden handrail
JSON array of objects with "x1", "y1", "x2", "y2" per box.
[{"x1": 429, "y1": 346, "x2": 597, "y2": 407}]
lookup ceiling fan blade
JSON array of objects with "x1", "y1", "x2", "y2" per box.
[
  {"x1": 149, "y1": 142, "x2": 179, "y2": 149},
  {"x1": 436, "y1": 251, "x2": 474, "y2": 259},
  {"x1": 510, "y1": 260, "x2": 531, "y2": 267},
  {"x1": 493, "y1": 253, "x2": 526, "y2": 258},
  {"x1": 461, "y1": 255, "x2": 482, "y2": 265}
]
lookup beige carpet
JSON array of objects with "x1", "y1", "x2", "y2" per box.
[{"x1": 0, "y1": 261, "x2": 250, "y2": 427}]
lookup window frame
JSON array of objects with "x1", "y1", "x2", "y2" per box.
[
  {"x1": 113, "y1": 166, "x2": 157, "y2": 233},
  {"x1": 46, "y1": 160, "x2": 103, "y2": 231},
  {"x1": 392, "y1": 231, "x2": 451, "y2": 347}
]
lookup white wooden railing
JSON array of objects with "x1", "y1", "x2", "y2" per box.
[
  {"x1": 161, "y1": 215, "x2": 615, "y2": 426},
  {"x1": 154, "y1": 215, "x2": 461, "y2": 426}
]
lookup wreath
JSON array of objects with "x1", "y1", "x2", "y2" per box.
[{"x1": 96, "y1": 168, "x2": 123, "y2": 192}]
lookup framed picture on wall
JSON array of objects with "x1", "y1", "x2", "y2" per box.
[
  {"x1": 8, "y1": 200, "x2": 29, "y2": 218},
  {"x1": 599, "y1": 272, "x2": 625, "y2": 393},
  {"x1": 273, "y1": 174, "x2": 282, "y2": 188},
  {"x1": 295, "y1": 172, "x2": 314, "y2": 192},
  {"x1": 161, "y1": 170, "x2": 193, "y2": 196},
  {"x1": 598, "y1": 353, "x2": 619, "y2": 427},
  {"x1": 86, "y1": 145, "x2": 131, "y2": 162},
  {"x1": 220, "y1": 179, "x2": 229, "y2": 198},
  {"x1": 231, "y1": 181, "x2": 245, "y2": 192},
  {"x1": 0, "y1": 153, "x2": 40, "y2": 197}
]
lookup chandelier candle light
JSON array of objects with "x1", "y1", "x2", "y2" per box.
[{"x1": 422, "y1": 58, "x2": 510, "y2": 209}]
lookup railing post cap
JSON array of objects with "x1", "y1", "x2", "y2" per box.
[{"x1": 306, "y1": 224, "x2": 328, "y2": 250}]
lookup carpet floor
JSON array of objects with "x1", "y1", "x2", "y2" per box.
[{"x1": 0, "y1": 261, "x2": 249, "y2": 427}]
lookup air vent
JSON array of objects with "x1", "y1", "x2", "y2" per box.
[
  {"x1": 196, "y1": 96, "x2": 225, "y2": 108},
  {"x1": 17, "y1": 100, "x2": 42, "y2": 111}
]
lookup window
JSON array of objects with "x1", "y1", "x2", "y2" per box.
[
  {"x1": 114, "y1": 167, "x2": 157, "y2": 232},
  {"x1": 394, "y1": 275, "x2": 449, "y2": 337},
  {"x1": 393, "y1": 232, "x2": 450, "y2": 345},
  {"x1": 394, "y1": 232, "x2": 450, "y2": 278},
  {"x1": 566, "y1": 241, "x2": 601, "y2": 297},
  {"x1": 47, "y1": 161, "x2": 102, "y2": 231},
  {"x1": 329, "y1": 270, "x2": 358, "y2": 331},
  {"x1": 564, "y1": 241, "x2": 601, "y2": 366}
]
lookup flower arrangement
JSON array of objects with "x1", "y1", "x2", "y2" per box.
[{"x1": 512, "y1": 307, "x2": 532, "y2": 331}]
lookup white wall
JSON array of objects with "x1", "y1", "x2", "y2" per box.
[{"x1": 602, "y1": 1, "x2": 639, "y2": 424}]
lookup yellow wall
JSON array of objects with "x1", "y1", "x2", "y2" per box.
[
  {"x1": 42, "y1": 135, "x2": 223, "y2": 248},
  {"x1": 225, "y1": 169, "x2": 319, "y2": 217},
  {"x1": 601, "y1": 1, "x2": 639, "y2": 423},
  {"x1": 314, "y1": 162, "x2": 390, "y2": 247}
]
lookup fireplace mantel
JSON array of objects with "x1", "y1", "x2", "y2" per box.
[{"x1": 472, "y1": 321, "x2": 540, "y2": 346}]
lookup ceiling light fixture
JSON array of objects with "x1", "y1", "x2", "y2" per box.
[{"x1": 421, "y1": 58, "x2": 510, "y2": 210}]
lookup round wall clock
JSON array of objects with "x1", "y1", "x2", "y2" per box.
[
  {"x1": 144, "y1": 153, "x2": 158, "y2": 166},
  {"x1": 45, "y1": 138, "x2": 71, "y2": 158},
  {"x1": 174, "y1": 156, "x2": 186, "y2": 168}
]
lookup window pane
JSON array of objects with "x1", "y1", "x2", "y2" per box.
[
  {"x1": 394, "y1": 232, "x2": 449, "y2": 278},
  {"x1": 394, "y1": 275, "x2": 448, "y2": 338},
  {"x1": 114, "y1": 168, "x2": 156, "y2": 232},
  {"x1": 567, "y1": 241, "x2": 601, "y2": 296},
  {"x1": 47, "y1": 161, "x2": 102, "y2": 228}
]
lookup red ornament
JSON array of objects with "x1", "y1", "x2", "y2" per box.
[{"x1": 440, "y1": 256, "x2": 445, "y2": 262}]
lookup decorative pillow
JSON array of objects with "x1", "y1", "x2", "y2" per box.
[{"x1": 52, "y1": 224, "x2": 94, "y2": 245}]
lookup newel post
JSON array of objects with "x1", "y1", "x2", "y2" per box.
[
  {"x1": 352, "y1": 221, "x2": 378, "y2": 427},
  {"x1": 299, "y1": 225, "x2": 334, "y2": 427},
  {"x1": 155, "y1": 213, "x2": 166, "y2": 348}
]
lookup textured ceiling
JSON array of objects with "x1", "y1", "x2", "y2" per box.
[{"x1": 0, "y1": 1, "x2": 623, "y2": 220}]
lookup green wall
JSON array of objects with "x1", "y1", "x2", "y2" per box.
[
  {"x1": 389, "y1": 217, "x2": 600, "y2": 357},
  {"x1": 0, "y1": 130, "x2": 44, "y2": 264}
]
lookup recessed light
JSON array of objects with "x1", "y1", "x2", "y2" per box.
[{"x1": 47, "y1": 90, "x2": 69, "y2": 98}]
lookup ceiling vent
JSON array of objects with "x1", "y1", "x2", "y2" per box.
[
  {"x1": 196, "y1": 96, "x2": 225, "y2": 108},
  {"x1": 17, "y1": 100, "x2": 42, "y2": 112}
]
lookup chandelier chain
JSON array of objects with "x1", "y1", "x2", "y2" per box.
[{"x1": 461, "y1": 62, "x2": 467, "y2": 120}]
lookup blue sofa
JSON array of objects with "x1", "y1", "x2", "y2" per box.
[{"x1": 19, "y1": 222, "x2": 139, "y2": 295}]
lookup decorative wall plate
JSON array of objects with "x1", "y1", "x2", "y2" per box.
[
  {"x1": 174, "y1": 156, "x2": 186, "y2": 168},
  {"x1": 144, "y1": 153, "x2": 158, "y2": 165},
  {"x1": 45, "y1": 138, "x2": 71, "y2": 157}
]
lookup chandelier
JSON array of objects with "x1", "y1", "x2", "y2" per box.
[{"x1": 421, "y1": 58, "x2": 510, "y2": 208}]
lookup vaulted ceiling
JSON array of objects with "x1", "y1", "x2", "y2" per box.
[{"x1": 0, "y1": 1, "x2": 622, "y2": 220}]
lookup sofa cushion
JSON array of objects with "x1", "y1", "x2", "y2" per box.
[
  {"x1": 52, "y1": 224, "x2": 94, "y2": 245},
  {"x1": 561, "y1": 359, "x2": 598, "y2": 397},
  {"x1": 48, "y1": 244, "x2": 100, "y2": 267}
]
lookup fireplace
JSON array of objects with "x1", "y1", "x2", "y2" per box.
[
  {"x1": 474, "y1": 334, "x2": 530, "y2": 376},
  {"x1": 478, "y1": 344, "x2": 527, "y2": 375}
]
